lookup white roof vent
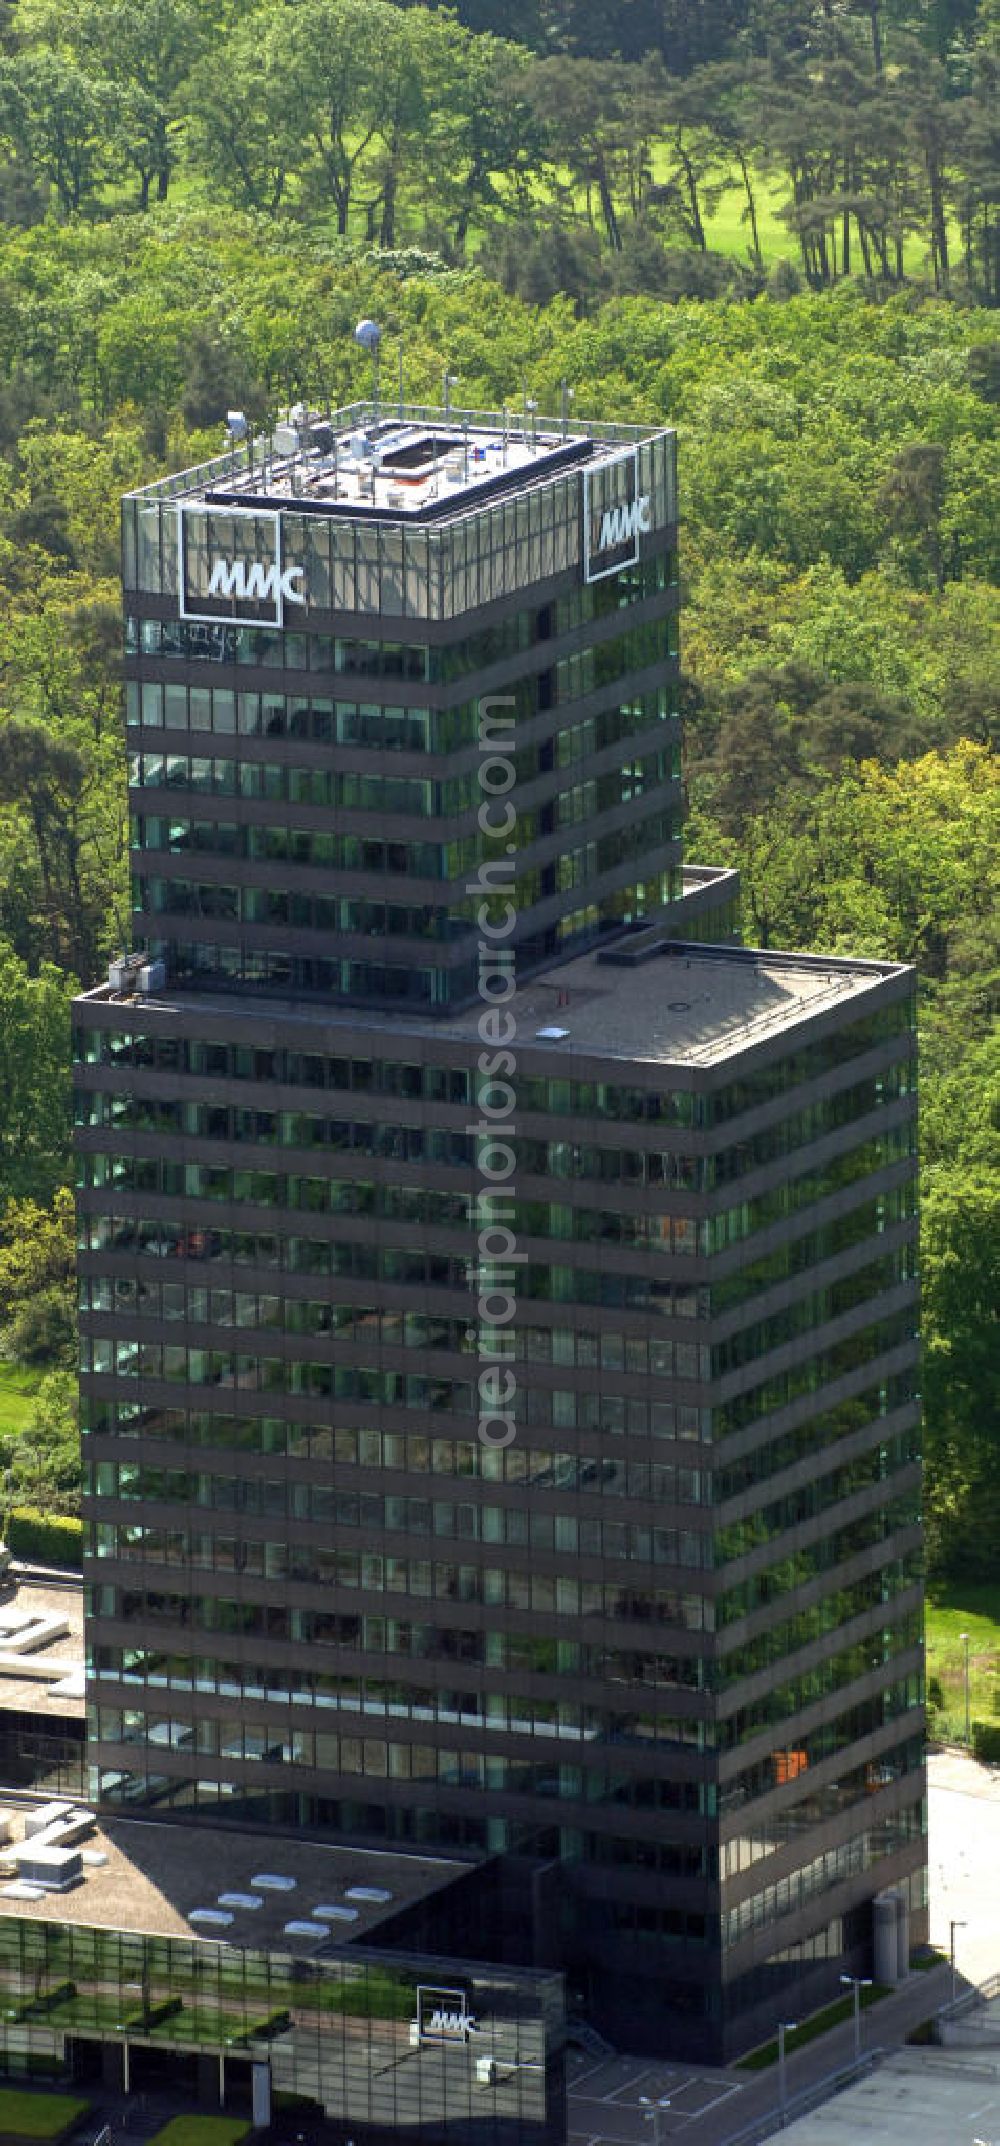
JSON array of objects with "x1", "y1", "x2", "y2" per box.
[
  {"x1": 283, "y1": 1920, "x2": 324, "y2": 1941},
  {"x1": 189, "y1": 1908, "x2": 233, "y2": 1928},
  {"x1": 252, "y1": 1873, "x2": 296, "y2": 1891},
  {"x1": 312, "y1": 1904, "x2": 360, "y2": 1923},
  {"x1": 345, "y1": 1886, "x2": 393, "y2": 1904}
]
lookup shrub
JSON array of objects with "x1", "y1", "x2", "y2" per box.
[
  {"x1": 972, "y1": 1721, "x2": 1000, "y2": 1764},
  {"x1": 6, "y1": 1509, "x2": 82, "y2": 1567}
]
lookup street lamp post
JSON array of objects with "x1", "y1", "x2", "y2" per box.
[
  {"x1": 950, "y1": 1917, "x2": 967, "y2": 2004},
  {"x1": 639, "y1": 2095, "x2": 671, "y2": 2146},
  {"x1": 777, "y1": 2022, "x2": 797, "y2": 2129},
  {"x1": 960, "y1": 1630, "x2": 972, "y2": 1745},
  {"x1": 840, "y1": 1974, "x2": 873, "y2": 2065}
]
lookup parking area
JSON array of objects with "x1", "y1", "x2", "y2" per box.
[{"x1": 567, "y1": 2053, "x2": 746, "y2": 2143}]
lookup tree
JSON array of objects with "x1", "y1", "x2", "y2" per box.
[
  {"x1": 691, "y1": 60, "x2": 771, "y2": 258},
  {"x1": 14, "y1": 0, "x2": 208, "y2": 208},
  {"x1": 0, "y1": 49, "x2": 111, "y2": 215},
  {"x1": 185, "y1": 13, "x2": 299, "y2": 216},
  {"x1": 525, "y1": 56, "x2": 642, "y2": 251},
  {"x1": 4, "y1": 1370, "x2": 80, "y2": 1513},
  {"x1": 650, "y1": 68, "x2": 734, "y2": 254},
  {"x1": 0, "y1": 1188, "x2": 76, "y2": 1365},
  {"x1": 367, "y1": 6, "x2": 435, "y2": 250},
  {"x1": 67, "y1": 0, "x2": 209, "y2": 208},
  {"x1": 0, "y1": 953, "x2": 73, "y2": 1206},
  {"x1": 952, "y1": 70, "x2": 1000, "y2": 304},
  {"x1": 922, "y1": 1171, "x2": 1000, "y2": 1579},
  {"x1": 895, "y1": 42, "x2": 955, "y2": 288},
  {"x1": 281, "y1": 0, "x2": 394, "y2": 235},
  {"x1": 420, "y1": 29, "x2": 539, "y2": 258},
  {"x1": 876, "y1": 441, "x2": 949, "y2": 592}
]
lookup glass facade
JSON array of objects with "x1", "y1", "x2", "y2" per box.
[
  {"x1": 122, "y1": 409, "x2": 681, "y2": 1010},
  {"x1": 0, "y1": 1918, "x2": 563, "y2": 2145},
  {"x1": 71, "y1": 401, "x2": 925, "y2": 2067},
  {"x1": 76, "y1": 980, "x2": 923, "y2": 2055},
  {"x1": 123, "y1": 403, "x2": 677, "y2": 621}
]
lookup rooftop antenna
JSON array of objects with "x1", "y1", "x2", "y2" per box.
[
  {"x1": 442, "y1": 369, "x2": 458, "y2": 422},
  {"x1": 225, "y1": 410, "x2": 247, "y2": 478},
  {"x1": 398, "y1": 341, "x2": 404, "y2": 418},
  {"x1": 354, "y1": 318, "x2": 382, "y2": 432},
  {"x1": 560, "y1": 378, "x2": 574, "y2": 437}
]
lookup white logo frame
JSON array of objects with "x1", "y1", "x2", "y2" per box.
[
  {"x1": 177, "y1": 502, "x2": 298, "y2": 626},
  {"x1": 583, "y1": 444, "x2": 644, "y2": 584},
  {"x1": 415, "y1": 1984, "x2": 478, "y2": 2042}
]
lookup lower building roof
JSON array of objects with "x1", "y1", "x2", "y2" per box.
[
  {"x1": 78, "y1": 940, "x2": 912, "y2": 1073},
  {"x1": 0, "y1": 1811, "x2": 473, "y2": 1953}
]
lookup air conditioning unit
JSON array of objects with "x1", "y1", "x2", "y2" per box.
[
  {"x1": 24, "y1": 1802, "x2": 73, "y2": 1839},
  {"x1": 13, "y1": 1844, "x2": 83, "y2": 1891},
  {"x1": 108, "y1": 954, "x2": 144, "y2": 994}
]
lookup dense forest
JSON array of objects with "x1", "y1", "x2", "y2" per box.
[
  {"x1": 0, "y1": 0, "x2": 995, "y2": 299},
  {"x1": 0, "y1": 0, "x2": 994, "y2": 1580}
]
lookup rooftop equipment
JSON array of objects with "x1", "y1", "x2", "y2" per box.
[
  {"x1": 354, "y1": 318, "x2": 382, "y2": 426},
  {"x1": 13, "y1": 1844, "x2": 82, "y2": 1891}
]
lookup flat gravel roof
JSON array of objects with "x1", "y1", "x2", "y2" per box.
[{"x1": 0, "y1": 1812, "x2": 471, "y2": 1952}]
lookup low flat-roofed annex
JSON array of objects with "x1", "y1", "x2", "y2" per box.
[{"x1": 0, "y1": 1813, "x2": 473, "y2": 1953}]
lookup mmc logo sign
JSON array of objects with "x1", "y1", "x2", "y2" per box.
[
  {"x1": 178, "y1": 504, "x2": 307, "y2": 627},
  {"x1": 596, "y1": 495, "x2": 652, "y2": 551},
  {"x1": 415, "y1": 1984, "x2": 478, "y2": 2043},
  {"x1": 582, "y1": 445, "x2": 653, "y2": 584},
  {"x1": 206, "y1": 558, "x2": 305, "y2": 606}
]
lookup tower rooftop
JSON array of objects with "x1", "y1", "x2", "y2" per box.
[{"x1": 127, "y1": 399, "x2": 669, "y2": 526}]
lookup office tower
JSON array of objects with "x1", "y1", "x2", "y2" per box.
[{"x1": 75, "y1": 397, "x2": 925, "y2": 2061}]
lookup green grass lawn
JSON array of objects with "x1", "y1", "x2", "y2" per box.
[
  {"x1": 148, "y1": 2122, "x2": 249, "y2": 2146},
  {"x1": 925, "y1": 1584, "x2": 1000, "y2": 1745},
  {"x1": 0, "y1": 1363, "x2": 41, "y2": 1443},
  {"x1": 699, "y1": 169, "x2": 949, "y2": 275},
  {"x1": 0, "y1": 2089, "x2": 89, "y2": 2141}
]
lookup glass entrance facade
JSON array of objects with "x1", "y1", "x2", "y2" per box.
[{"x1": 0, "y1": 1917, "x2": 564, "y2": 2145}]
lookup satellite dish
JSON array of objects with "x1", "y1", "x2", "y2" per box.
[{"x1": 354, "y1": 319, "x2": 381, "y2": 352}]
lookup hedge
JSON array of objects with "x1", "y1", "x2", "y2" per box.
[
  {"x1": 120, "y1": 1997, "x2": 183, "y2": 2033},
  {"x1": 972, "y1": 1720, "x2": 1000, "y2": 1764},
  {"x1": 148, "y1": 2120, "x2": 250, "y2": 2146},
  {"x1": 0, "y1": 2089, "x2": 89, "y2": 2141},
  {"x1": 15, "y1": 1982, "x2": 76, "y2": 2023},
  {"x1": 6, "y1": 1510, "x2": 82, "y2": 1568}
]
